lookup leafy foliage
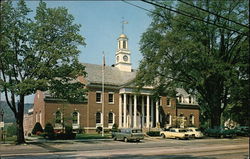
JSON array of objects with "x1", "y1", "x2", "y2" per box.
[
  {"x1": 44, "y1": 123, "x2": 55, "y2": 140},
  {"x1": 6, "y1": 123, "x2": 17, "y2": 137},
  {"x1": 137, "y1": 1, "x2": 249, "y2": 128},
  {"x1": 0, "y1": 0, "x2": 86, "y2": 143},
  {"x1": 32, "y1": 122, "x2": 44, "y2": 135}
]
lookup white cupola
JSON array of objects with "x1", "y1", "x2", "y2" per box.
[{"x1": 115, "y1": 33, "x2": 132, "y2": 72}]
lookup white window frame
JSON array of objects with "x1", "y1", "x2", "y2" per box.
[
  {"x1": 108, "y1": 92, "x2": 114, "y2": 104},
  {"x1": 166, "y1": 98, "x2": 171, "y2": 107},
  {"x1": 96, "y1": 91, "x2": 102, "y2": 103},
  {"x1": 72, "y1": 111, "x2": 80, "y2": 125},
  {"x1": 96, "y1": 112, "x2": 102, "y2": 124}
]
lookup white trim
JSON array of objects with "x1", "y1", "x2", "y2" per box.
[
  {"x1": 133, "y1": 95, "x2": 137, "y2": 128},
  {"x1": 146, "y1": 96, "x2": 150, "y2": 128},
  {"x1": 123, "y1": 94, "x2": 127, "y2": 127},
  {"x1": 119, "y1": 95, "x2": 122, "y2": 128}
]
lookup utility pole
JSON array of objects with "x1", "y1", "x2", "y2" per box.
[{"x1": 102, "y1": 52, "x2": 105, "y2": 137}]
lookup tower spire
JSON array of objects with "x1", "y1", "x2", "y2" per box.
[{"x1": 121, "y1": 17, "x2": 128, "y2": 34}]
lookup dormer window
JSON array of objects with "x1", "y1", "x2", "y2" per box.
[
  {"x1": 189, "y1": 96, "x2": 192, "y2": 104},
  {"x1": 179, "y1": 96, "x2": 182, "y2": 103}
]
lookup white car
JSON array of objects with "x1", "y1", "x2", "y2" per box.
[
  {"x1": 186, "y1": 127, "x2": 204, "y2": 138},
  {"x1": 160, "y1": 128, "x2": 190, "y2": 140}
]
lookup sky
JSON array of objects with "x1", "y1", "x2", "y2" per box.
[{"x1": 21, "y1": 1, "x2": 154, "y2": 103}]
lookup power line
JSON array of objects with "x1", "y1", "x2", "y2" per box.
[
  {"x1": 141, "y1": 0, "x2": 247, "y2": 36},
  {"x1": 178, "y1": 0, "x2": 248, "y2": 28}
]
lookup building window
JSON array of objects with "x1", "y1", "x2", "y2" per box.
[
  {"x1": 109, "y1": 93, "x2": 114, "y2": 104},
  {"x1": 72, "y1": 111, "x2": 79, "y2": 124},
  {"x1": 189, "y1": 114, "x2": 194, "y2": 125},
  {"x1": 189, "y1": 96, "x2": 192, "y2": 104},
  {"x1": 55, "y1": 111, "x2": 62, "y2": 124},
  {"x1": 166, "y1": 114, "x2": 170, "y2": 125},
  {"x1": 108, "y1": 112, "x2": 114, "y2": 124},
  {"x1": 96, "y1": 112, "x2": 101, "y2": 124},
  {"x1": 166, "y1": 98, "x2": 171, "y2": 106},
  {"x1": 96, "y1": 92, "x2": 102, "y2": 103},
  {"x1": 179, "y1": 96, "x2": 182, "y2": 103},
  {"x1": 123, "y1": 41, "x2": 126, "y2": 49}
]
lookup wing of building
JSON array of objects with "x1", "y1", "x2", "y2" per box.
[{"x1": 24, "y1": 33, "x2": 200, "y2": 135}]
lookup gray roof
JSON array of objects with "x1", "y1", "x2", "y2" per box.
[
  {"x1": 83, "y1": 63, "x2": 136, "y2": 86},
  {"x1": 176, "y1": 88, "x2": 190, "y2": 97}
]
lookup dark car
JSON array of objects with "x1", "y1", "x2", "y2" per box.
[
  {"x1": 112, "y1": 128, "x2": 144, "y2": 142},
  {"x1": 234, "y1": 126, "x2": 249, "y2": 137},
  {"x1": 205, "y1": 126, "x2": 236, "y2": 138}
]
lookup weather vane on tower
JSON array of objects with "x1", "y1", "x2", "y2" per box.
[{"x1": 121, "y1": 17, "x2": 128, "y2": 34}]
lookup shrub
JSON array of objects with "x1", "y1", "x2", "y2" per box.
[
  {"x1": 96, "y1": 126, "x2": 102, "y2": 134},
  {"x1": 111, "y1": 123, "x2": 118, "y2": 132},
  {"x1": 6, "y1": 123, "x2": 17, "y2": 137},
  {"x1": 65, "y1": 124, "x2": 73, "y2": 135},
  {"x1": 44, "y1": 123, "x2": 55, "y2": 140},
  {"x1": 78, "y1": 127, "x2": 85, "y2": 134},
  {"x1": 146, "y1": 131, "x2": 160, "y2": 136},
  {"x1": 32, "y1": 122, "x2": 44, "y2": 135}
]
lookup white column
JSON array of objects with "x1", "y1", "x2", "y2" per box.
[
  {"x1": 123, "y1": 94, "x2": 127, "y2": 128},
  {"x1": 129, "y1": 95, "x2": 132, "y2": 127},
  {"x1": 146, "y1": 95, "x2": 150, "y2": 128},
  {"x1": 170, "y1": 115, "x2": 172, "y2": 126},
  {"x1": 156, "y1": 100, "x2": 159, "y2": 125},
  {"x1": 133, "y1": 95, "x2": 137, "y2": 128},
  {"x1": 119, "y1": 94, "x2": 122, "y2": 128},
  {"x1": 151, "y1": 99, "x2": 154, "y2": 128},
  {"x1": 142, "y1": 96, "x2": 145, "y2": 128}
]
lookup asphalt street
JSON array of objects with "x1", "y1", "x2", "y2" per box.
[{"x1": 0, "y1": 137, "x2": 249, "y2": 159}]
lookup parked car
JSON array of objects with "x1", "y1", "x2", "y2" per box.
[
  {"x1": 234, "y1": 126, "x2": 249, "y2": 137},
  {"x1": 205, "y1": 127, "x2": 236, "y2": 138},
  {"x1": 186, "y1": 127, "x2": 204, "y2": 138},
  {"x1": 112, "y1": 128, "x2": 144, "y2": 142},
  {"x1": 160, "y1": 128, "x2": 190, "y2": 140}
]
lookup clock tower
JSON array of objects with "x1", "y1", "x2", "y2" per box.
[{"x1": 115, "y1": 33, "x2": 132, "y2": 72}]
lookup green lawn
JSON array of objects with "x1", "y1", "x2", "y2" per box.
[
  {"x1": 0, "y1": 135, "x2": 17, "y2": 144},
  {"x1": 76, "y1": 133, "x2": 111, "y2": 139}
]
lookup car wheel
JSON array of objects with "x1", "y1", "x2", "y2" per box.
[
  {"x1": 136, "y1": 139, "x2": 140, "y2": 142},
  {"x1": 113, "y1": 137, "x2": 117, "y2": 141},
  {"x1": 176, "y1": 137, "x2": 180, "y2": 140},
  {"x1": 161, "y1": 134, "x2": 166, "y2": 138},
  {"x1": 124, "y1": 137, "x2": 128, "y2": 142}
]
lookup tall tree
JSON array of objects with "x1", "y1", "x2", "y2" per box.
[
  {"x1": 137, "y1": 0, "x2": 249, "y2": 128},
  {"x1": 0, "y1": 0, "x2": 86, "y2": 144}
]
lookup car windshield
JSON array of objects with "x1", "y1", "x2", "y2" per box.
[
  {"x1": 179, "y1": 130, "x2": 187, "y2": 132},
  {"x1": 132, "y1": 130, "x2": 142, "y2": 133}
]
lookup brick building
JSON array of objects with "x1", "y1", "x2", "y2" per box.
[{"x1": 24, "y1": 33, "x2": 200, "y2": 134}]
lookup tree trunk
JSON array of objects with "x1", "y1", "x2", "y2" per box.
[
  {"x1": 210, "y1": 105, "x2": 222, "y2": 128},
  {"x1": 16, "y1": 95, "x2": 25, "y2": 144},
  {"x1": 205, "y1": 75, "x2": 224, "y2": 128}
]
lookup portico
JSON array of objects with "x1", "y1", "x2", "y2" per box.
[{"x1": 118, "y1": 88, "x2": 159, "y2": 128}]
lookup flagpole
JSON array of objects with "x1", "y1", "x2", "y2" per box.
[{"x1": 102, "y1": 52, "x2": 105, "y2": 137}]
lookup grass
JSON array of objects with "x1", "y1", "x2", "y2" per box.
[
  {"x1": 0, "y1": 135, "x2": 17, "y2": 144},
  {"x1": 76, "y1": 133, "x2": 111, "y2": 139}
]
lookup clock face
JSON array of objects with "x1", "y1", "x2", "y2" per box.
[{"x1": 123, "y1": 55, "x2": 128, "y2": 62}]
